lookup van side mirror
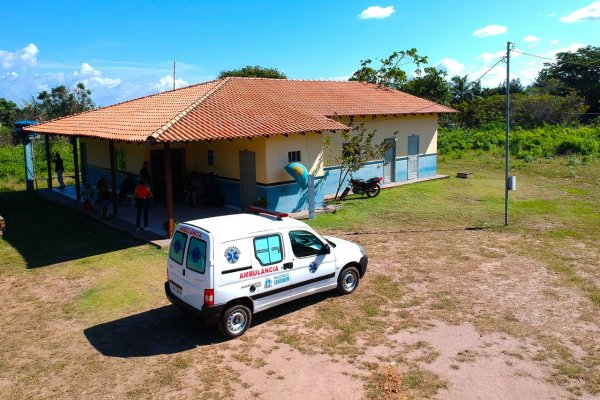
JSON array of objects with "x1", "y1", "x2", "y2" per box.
[{"x1": 320, "y1": 243, "x2": 331, "y2": 255}]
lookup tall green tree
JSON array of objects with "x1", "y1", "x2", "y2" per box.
[
  {"x1": 349, "y1": 49, "x2": 428, "y2": 90},
  {"x1": 23, "y1": 82, "x2": 95, "y2": 121},
  {"x1": 401, "y1": 67, "x2": 452, "y2": 105},
  {"x1": 218, "y1": 65, "x2": 287, "y2": 79},
  {"x1": 536, "y1": 45, "x2": 600, "y2": 119},
  {"x1": 0, "y1": 98, "x2": 19, "y2": 127}
]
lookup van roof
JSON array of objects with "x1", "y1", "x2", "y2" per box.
[{"x1": 181, "y1": 213, "x2": 308, "y2": 238}]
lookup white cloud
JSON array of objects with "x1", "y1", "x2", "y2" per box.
[
  {"x1": 74, "y1": 63, "x2": 121, "y2": 88},
  {"x1": 478, "y1": 50, "x2": 506, "y2": 65},
  {"x1": 549, "y1": 39, "x2": 560, "y2": 45},
  {"x1": 1, "y1": 72, "x2": 19, "y2": 79},
  {"x1": 435, "y1": 58, "x2": 465, "y2": 76},
  {"x1": 523, "y1": 35, "x2": 540, "y2": 43},
  {"x1": 359, "y1": 6, "x2": 395, "y2": 19},
  {"x1": 472, "y1": 24, "x2": 507, "y2": 38},
  {"x1": 152, "y1": 75, "x2": 189, "y2": 91},
  {"x1": 545, "y1": 42, "x2": 586, "y2": 58},
  {"x1": 0, "y1": 43, "x2": 39, "y2": 69},
  {"x1": 560, "y1": 1, "x2": 600, "y2": 22}
]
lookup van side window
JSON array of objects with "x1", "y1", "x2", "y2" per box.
[
  {"x1": 289, "y1": 230, "x2": 324, "y2": 258},
  {"x1": 186, "y1": 237, "x2": 207, "y2": 274},
  {"x1": 253, "y1": 234, "x2": 283, "y2": 265},
  {"x1": 169, "y1": 231, "x2": 188, "y2": 265}
]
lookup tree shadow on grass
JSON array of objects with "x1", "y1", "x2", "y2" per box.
[
  {"x1": 84, "y1": 292, "x2": 331, "y2": 357},
  {"x1": 0, "y1": 191, "x2": 142, "y2": 268}
]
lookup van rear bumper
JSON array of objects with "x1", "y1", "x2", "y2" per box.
[{"x1": 164, "y1": 282, "x2": 226, "y2": 324}]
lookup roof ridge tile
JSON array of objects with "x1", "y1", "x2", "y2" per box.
[{"x1": 150, "y1": 78, "x2": 229, "y2": 141}]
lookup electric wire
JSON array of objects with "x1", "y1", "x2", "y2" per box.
[{"x1": 513, "y1": 48, "x2": 600, "y2": 68}]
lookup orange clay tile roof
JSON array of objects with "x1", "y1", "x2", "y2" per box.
[{"x1": 24, "y1": 77, "x2": 456, "y2": 143}]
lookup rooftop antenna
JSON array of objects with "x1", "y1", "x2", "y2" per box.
[{"x1": 173, "y1": 61, "x2": 176, "y2": 90}]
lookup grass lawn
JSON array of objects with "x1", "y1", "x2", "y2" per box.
[{"x1": 0, "y1": 152, "x2": 599, "y2": 399}]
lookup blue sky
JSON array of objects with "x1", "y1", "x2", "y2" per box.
[{"x1": 1, "y1": 0, "x2": 598, "y2": 106}]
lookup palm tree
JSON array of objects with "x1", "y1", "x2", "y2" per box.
[{"x1": 450, "y1": 75, "x2": 476, "y2": 103}]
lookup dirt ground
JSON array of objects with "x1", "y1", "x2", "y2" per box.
[{"x1": 1, "y1": 227, "x2": 600, "y2": 399}]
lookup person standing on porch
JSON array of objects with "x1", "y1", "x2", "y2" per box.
[
  {"x1": 53, "y1": 153, "x2": 65, "y2": 189},
  {"x1": 135, "y1": 178, "x2": 152, "y2": 232},
  {"x1": 139, "y1": 161, "x2": 151, "y2": 187}
]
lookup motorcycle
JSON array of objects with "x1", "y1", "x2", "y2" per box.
[{"x1": 339, "y1": 176, "x2": 382, "y2": 200}]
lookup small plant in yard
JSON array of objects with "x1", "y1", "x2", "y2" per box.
[{"x1": 323, "y1": 120, "x2": 396, "y2": 200}]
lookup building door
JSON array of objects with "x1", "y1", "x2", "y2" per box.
[
  {"x1": 150, "y1": 148, "x2": 186, "y2": 202},
  {"x1": 383, "y1": 138, "x2": 396, "y2": 184},
  {"x1": 408, "y1": 135, "x2": 419, "y2": 180},
  {"x1": 239, "y1": 150, "x2": 256, "y2": 210}
]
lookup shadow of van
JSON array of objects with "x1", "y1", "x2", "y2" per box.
[{"x1": 84, "y1": 291, "x2": 330, "y2": 357}]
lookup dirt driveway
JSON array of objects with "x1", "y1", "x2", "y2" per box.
[{"x1": 1, "y1": 225, "x2": 599, "y2": 399}]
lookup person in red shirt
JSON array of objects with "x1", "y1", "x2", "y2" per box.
[{"x1": 135, "y1": 178, "x2": 152, "y2": 231}]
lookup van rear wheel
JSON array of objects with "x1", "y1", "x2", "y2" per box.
[
  {"x1": 337, "y1": 266, "x2": 360, "y2": 294},
  {"x1": 218, "y1": 304, "x2": 252, "y2": 339}
]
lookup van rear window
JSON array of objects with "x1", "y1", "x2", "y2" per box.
[
  {"x1": 254, "y1": 234, "x2": 283, "y2": 265},
  {"x1": 186, "y1": 237, "x2": 207, "y2": 274},
  {"x1": 169, "y1": 231, "x2": 188, "y2": 265}
]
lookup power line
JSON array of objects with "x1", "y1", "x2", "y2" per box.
[
  {"x1": 513, "y1": 48, "x2": 600, "y2": 68},
  {"x1": 474, "y1": 56, "x2": 506, "y2": 83}
]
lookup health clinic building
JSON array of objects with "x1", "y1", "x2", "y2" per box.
[{"x1": 26, "y1": 77, "x2": 455, "y2": 213}]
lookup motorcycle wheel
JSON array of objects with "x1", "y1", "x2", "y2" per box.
[{"x1": 366, "y1": 184, "x2": 381, "y2": 198}]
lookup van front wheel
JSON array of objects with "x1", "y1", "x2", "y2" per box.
[
  {"x1": 337, "y1": 266, "x2": 360, "y2": 294},
  {"x1": 218, "y1": 304, "x2": 252, "y2": 339}
]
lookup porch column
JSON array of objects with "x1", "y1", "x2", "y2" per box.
[
  {"x1": 108, "y1": 140, "x2": 118, "y2": 216},
  {"x1": 71, "y1": 137, "x2": 81, "y2": 200},
  {"x1": 45, "y1": 134, "x2": 53, "y2": 188},
  {"x1": 164, "y1": 142, "x2": 175, "y2": 237}
]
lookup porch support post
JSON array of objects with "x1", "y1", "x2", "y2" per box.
[
  {"x1": 108, "y1": 140, "x2": 118, "y2": 216},
  {"x1": 45, "y1": 134, "x2": 53, "y2": 188},
  {"x1": 164, "y1": 142, "x2": 175, "y2": 237},
  {"x1": 71, "y1": 137, "x2": 81, "y2": 201}
]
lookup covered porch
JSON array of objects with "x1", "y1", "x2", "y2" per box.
[{"x1": 41, "y1": 185, "x2": 238, "y2": 238}]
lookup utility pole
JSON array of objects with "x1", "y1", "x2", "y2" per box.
[
  {"x1": 504, "y1": 42, "x2": 511, "y2": 226},
  {"x1": 173, "y1": 61, "x2": 176, "y2": 90}
]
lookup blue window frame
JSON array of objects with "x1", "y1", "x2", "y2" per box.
[
  {"x1": 169, "y1": 231, "x2": 187, "y2": 265},
  {"x1": 186, "y1": 237, "x2": 207, "y2": 274},
  {"x1": 253, "y1": 234, "x2": 283, "y2": 265}
]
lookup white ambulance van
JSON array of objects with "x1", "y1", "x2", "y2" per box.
[{"x1": 165, "y1": 207, "x2": 368, "y2": 338}]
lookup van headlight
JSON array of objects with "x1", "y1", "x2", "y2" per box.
[{"x1": 358, "y1": 245, "x2": 366, "y2": 256}]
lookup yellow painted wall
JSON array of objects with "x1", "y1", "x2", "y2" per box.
[
  {"x1": 265, "y1": 132, "x2": 324, "y2": 182},
  {"x1": 184, "y1": 137, "x2": 268, "y2": 182},
  {"x1": 323, "y1": 114, "x2": 438, "y2": 167},
  {"x1": 81, "y1": 138, "x2": 184, "y2": 175}
]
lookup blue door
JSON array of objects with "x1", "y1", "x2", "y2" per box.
[
  {"x1": 383, "y1": 138, "x2": 396, "y2": 183},
  {"x1": 408, "y1": 135, "x2": 419, "y2": 180}
]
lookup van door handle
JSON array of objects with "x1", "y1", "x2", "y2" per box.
[
  {"x1": 182, "y1": 269, "x2": 186, "y2": 276},
  {"x1": 283, "y1": 262, "x2": 293, "y2": 270}
]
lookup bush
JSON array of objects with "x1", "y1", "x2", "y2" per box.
[{"x1": 439, "y1": 125, "x2": 600, "y2": 160}]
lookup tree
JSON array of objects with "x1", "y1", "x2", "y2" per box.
[
  {"x1": 324, "y1": 122, "x2": 396, "y2": 200},
  {"x1": 450, "y1": 75, "x2": 480, "y2": 103},
  {"x1": 23, "y1": 82, "x2": 95, "y2": 121},
  {"x1": 0, "y1": 98, "x2": 19, "y2": 127},
  {"x1": 218, "y1": 65, "x2": 287, "y2": 79},
  {"x1": 401, "y1": 67, "x2": 452, "y2": 105},
  {"x1": 536, "y1": 45, "x2": 600, "y2": 119},
  {"x1": 349, "y1": 49, "x2": 428, "y2": 90}
]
